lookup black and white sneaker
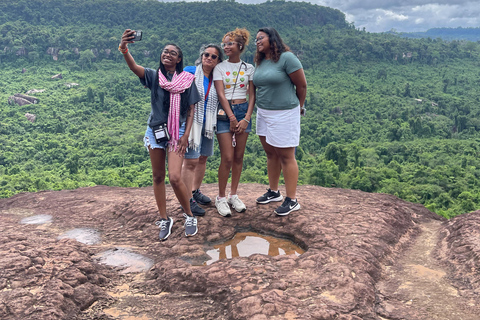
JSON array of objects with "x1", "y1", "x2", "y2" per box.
[
  {"x1": 190, "y1": 198, "x2": 205, "y2": 217},
  {"x1": 183, "y1": 213, "x2": 198, "y2": 237},
  {"x1": 156, "y1": 217, "x2": 173, "y2": 241},
  {"x1": 256, "y1": 188, "x2": 283, "y2": 204},
  {"x1": 192, "y1": 189, "x2": 211, "y2": 205},
  {"x1": 274, "y1": 197, "x2": 300, "y2": 216}
]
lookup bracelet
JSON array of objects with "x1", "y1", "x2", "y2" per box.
[
  {"x1": 243, "y1": 118, "x2": 250, "y2": 123},
  {"x1": 228, "y1": 114, "x2": 236, "y2": 120},
  {"x1": 118, "y1": 45, "x2": 128, "y2": 54}
]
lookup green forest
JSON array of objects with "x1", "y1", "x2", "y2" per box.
[
  {"x1": 2, "y1": 0, "x2": 480, "y2": 219},
  {"x1": 397, "y1": 27, "x2": 480, "y2": 41}
]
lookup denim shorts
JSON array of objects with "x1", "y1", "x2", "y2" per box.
[
  {"x1": 184, "y1": 129, "x2": 214, "y2": 159},
  {"x1": 216, "y1": 102, "x2": 252, "y2": 134},
  {"x1": 144, "y1": 122, "x2": 185, "y2": 150}
]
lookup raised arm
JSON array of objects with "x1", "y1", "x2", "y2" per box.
[{"x1": 119, "y1": 29, "x2": 145, "y2": 79}]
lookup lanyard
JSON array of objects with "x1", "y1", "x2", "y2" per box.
[{"x1": 205, "y1": 75, "x2": 213, "y2": 100}]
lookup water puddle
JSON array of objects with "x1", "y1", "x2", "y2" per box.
[
  {"x1": 95, "y1": 247, "x2": 154, "y2": 273},
  {"x1": 20, "y1": 214, "x2": 52, "y2": 225},
  {"x1": 57, "y1": 228, "x2": 101, "y2": 245},
  {"x1": 203, "y1": 232, "x2": 305, "y2": 265}
]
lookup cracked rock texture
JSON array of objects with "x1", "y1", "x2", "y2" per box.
[{"x1": 0, "y1": 184, "x2": 478, "y2": 319}]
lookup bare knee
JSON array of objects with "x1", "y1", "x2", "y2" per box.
[
  {"x1": 198, "y1": 156, "x2": 208, "y2": 165},
  {"x1": 183, "y1": 159, "x2": 197, "y2": 172},
  {"x1": 233, "y1": 155, "x2": 244, "y2": 166},
  {"x1": 221, "y1": 154, "x2": 234, "y2": 169},
  {"x1": 169, "y1": 172, "x2": 182, "y2": 187},
  {"x1": 152, "y1": 171, "x2": 166, "y2": 186}
]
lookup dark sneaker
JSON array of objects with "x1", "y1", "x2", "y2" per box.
[
  {"x1": 256, "y1": 188, "x2": 283, "y2": 204},
  {"x1": 190, "y1": 198, "x2": 205, "y2": 217},
  {"x1": 156, "y1": 217, "x2": 173, "y2": 241},
  {"x1": 183, "y1": 213, "x2": 198, "y2": 237},
  {"x1": 274, "y1": 197, "x2": 300, "y2": 216},
  {"x1": 193, "y1": 189, "x2": 211, "y2": 205}
]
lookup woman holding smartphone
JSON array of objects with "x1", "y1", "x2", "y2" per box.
[
  {"x1": 119, "y1": 29, "x2": 200, "y2": 240},
  {"x1": 213, "y1": 28, "x2": 255, "y2": 217}
]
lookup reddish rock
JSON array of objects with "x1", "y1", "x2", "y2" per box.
[{"x1": 0, "y1": 184, "x2": 478, "y2": 319}]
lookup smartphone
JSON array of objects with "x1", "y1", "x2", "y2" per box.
[{"x1": 131, "y1": 30, "x2": 142, "y2": 42}]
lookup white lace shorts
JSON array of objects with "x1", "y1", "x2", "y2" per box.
[{"x1": 256, "y1": 105, "x2": 300, "y2": 148}]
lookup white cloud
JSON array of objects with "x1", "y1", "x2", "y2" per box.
[
  {"x1": 161, "y1": 0, "x2": 480, "y2": 33},
  {"x1": 286, "y1": 0, "x2": 480, "y2": 32}
]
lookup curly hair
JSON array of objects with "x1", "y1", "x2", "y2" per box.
[
  {"x1": 254, "y1": 27, "x2": 290, "y2": 65},
  {"x1": 222, "y1": 28, "x2": 250, "y2": 53}
]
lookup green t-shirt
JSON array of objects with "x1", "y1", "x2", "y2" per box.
[{"x1": 253, "y1": 51, "x2": 303, "y2": 110}]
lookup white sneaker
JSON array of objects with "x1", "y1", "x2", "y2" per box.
[
  {"x1": 228, "y1": 194, "x2": 246, "y2": 212},
  {"x1": 215, "y1": 196, "x2": 231, "y2": 217}
]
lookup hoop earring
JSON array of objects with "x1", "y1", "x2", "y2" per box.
[{"x1": 239, "y1": 45, "x2": 243, "y2": 50}]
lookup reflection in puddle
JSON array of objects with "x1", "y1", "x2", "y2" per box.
[
  {"x1": 57, "y1": 228, "x2": 101, "y2": 245},
  {"x1": 20, "y1": 214, "x2": 53, "y2": 225},
  {"x1": 205, "y1": 232, "x2": 305, "y2": 265},
  {"x1": 95, "y1": 247, "x2": 154, "y2": 273}
]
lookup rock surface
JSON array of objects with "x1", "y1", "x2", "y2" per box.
[
  {"x1": 25, "y1": 113, "x2": 36, "y2": 123},
  {"x1": 0, "y1": 184, "x2": 479, "y2": 320}
]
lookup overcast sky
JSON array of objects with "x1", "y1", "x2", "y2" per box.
[{"x1": 235, "y1": 0, "x2": 480, "y2": 33}]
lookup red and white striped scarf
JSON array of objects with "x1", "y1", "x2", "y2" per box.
[{"x1": 158, "y1": 70, "x2": 195, "y2": 151}]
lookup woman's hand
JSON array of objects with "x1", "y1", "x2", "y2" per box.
[
  {"x1": 235, "y1": 119, "x2": 248, "y2": 134},
  {"x1": 177, "y1": 135, "x2": 189, "y2": 156},
  {"x1": 120, "y1": 29, "x2": 135, "y2": 49},
  {"x1": 229, "y1": 118, "x2": 238, "y2": 132}
]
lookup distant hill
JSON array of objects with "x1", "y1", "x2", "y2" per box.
[
  {"x1": 391, "y1": 27, "x2": 480, "y2": 41},
  {"x1": 3, "y1": 0, "x2": 480, "y2": 218}
]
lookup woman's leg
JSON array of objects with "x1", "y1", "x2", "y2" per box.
[
  {"x1": 182, "y1": 158, "x2": 199, "y2": 194},
  {"x1": 259, "y1": 136, "x2": 282, "y2": 191},
  {"x1": 217, "y1": 132, "x2": 234, "y2": 198},
  {"x1": 167, "y1": 150, "x2": 192, "y2": 216},
  {"x1": 230, "y1": 132, "x2": 249, "y2": 195},
  {"x1": 193, "y1": 155, "x2": 208, "y2": 190},
  {"x1": 274, "y1": 146, "x2": 298, "y2": 199},
  {"x1": 149, "y1": 147, "x2": 168, "y2": 219}
]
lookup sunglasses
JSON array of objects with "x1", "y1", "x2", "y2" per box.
[{"x1": 203, "y1": 52, "x2": 218, "y2": 60}]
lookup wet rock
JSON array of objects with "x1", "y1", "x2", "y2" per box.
[
  {"x1": 0, "y1": 213, "x2": 114, "y2": 320},
  {"x1": 0, "y1": 184, "x2": 475, "y2": 319}
]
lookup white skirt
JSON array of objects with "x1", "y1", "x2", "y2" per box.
[{"x1": 256, "y1": 105, "x2": 300, "y2": 148}]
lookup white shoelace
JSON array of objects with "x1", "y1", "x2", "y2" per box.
[
  {"x1": 183, "y1": 213, "x2": 197, "y2": 226},
  {"x1": 155, "y1": 219, "x2": 169, "y2": 230}
]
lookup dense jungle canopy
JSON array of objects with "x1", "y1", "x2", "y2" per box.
[{"x1": 2, "y1": 0, "x2": 480, "y2": 218}]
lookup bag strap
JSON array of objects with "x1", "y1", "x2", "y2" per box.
[{"x1": 230, "y1": 61, "x2": 247, "y2": 100}]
